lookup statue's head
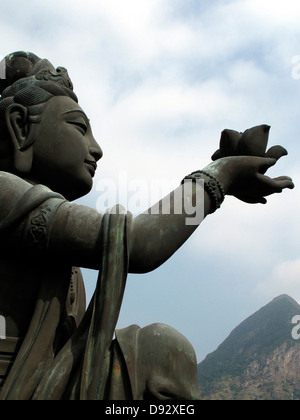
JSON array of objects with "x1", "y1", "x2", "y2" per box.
[{"x1": 0, "y1": 51, "x2": 103, "y2": 200}]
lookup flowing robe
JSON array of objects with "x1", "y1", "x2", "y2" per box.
[
  {"x1": 0, "y1": 171, "x2": 200, "y2": 400},
  {"x1": 0, "y1": 171, "x2": 132, "y2": 399}
]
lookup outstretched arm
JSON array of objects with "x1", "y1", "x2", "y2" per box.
[
  {"x1": 0, "y1": 132, "x2": 293, "y2": 272},
  {"x1": 129, "y1": 155, "x2": 294, "y2": 273},
  {"x1": 129, "y1": 181, "x2": 211, "y2": 274}
]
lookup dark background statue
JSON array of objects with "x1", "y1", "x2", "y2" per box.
[{"x1": 0, "y1": 52, "x2": 294, "y2": 400}]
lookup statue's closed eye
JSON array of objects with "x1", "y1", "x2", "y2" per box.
[{"x1": 68, "y1": 121, "x2": 87, "y2": 135}]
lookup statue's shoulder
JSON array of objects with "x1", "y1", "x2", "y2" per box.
[
  {"x1": 0, "y1": 171, "x2": 32, "y2": 189},
  {"x1": 0, "y1": 171, "x2": 32, "y2": 196},
  {"x1": 0, "y1": 172, "x2": 34, "y2": 220},
  {"x1": 0, "y1": 172, "x2": 64, "y2": 232}
]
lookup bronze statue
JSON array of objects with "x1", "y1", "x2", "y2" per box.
[{"x1": 0, "y1": 52, "x2": 294, "y2": 400}]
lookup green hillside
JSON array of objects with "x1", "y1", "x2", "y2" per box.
[{"x1": 198, "y1": 295, "x2": 300, "y2": 400}]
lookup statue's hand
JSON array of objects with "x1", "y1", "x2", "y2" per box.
[
  {"x1": 211, "y1": 125, "x2": 288, "y2": 171},
  {"x1": 203, "y1": 156, "x2": 294, "y2": 204}
]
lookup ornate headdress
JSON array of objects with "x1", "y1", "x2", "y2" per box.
[{"x1": 0, "y1": 51, "x2": 76, "y2": 100}]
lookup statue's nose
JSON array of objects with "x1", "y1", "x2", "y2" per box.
[{"x1": 89, "y1": 137, "x2": 103, "y2": 162}]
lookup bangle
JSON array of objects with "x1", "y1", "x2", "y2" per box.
[{"x1": 181, "y1": 170, "x2": 225, "y2": 213}]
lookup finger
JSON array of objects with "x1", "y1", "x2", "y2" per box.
[
  {"x1": 257, "y1": 157, "x2": 277, "y2": 174},
  {"x1": 265, "y1": 145, "x2": 288, "y2": 161},
  {"x1": 273, "y1": 176, "x2": 292, "y2": 181},
  {"x1": 257, "y1": 173, "x2": 295, "y2": 194},
  {"x1": 236, "y1": 194, "x2": 267, "y2": 204},
  {"x1": 271, "y1": 176, "x2": 295, "y2": 190},
  {"x1": 247, "y1": 196, "x2": 267, "y2": 204}
]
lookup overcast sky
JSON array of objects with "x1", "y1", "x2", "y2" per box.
[{"x1": 1, "y1": 0, "x2": 300, "y2": 362}]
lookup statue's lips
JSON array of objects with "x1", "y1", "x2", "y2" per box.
[{"x1": 84, "y1": 160, "x2": 97, "y2": 177}]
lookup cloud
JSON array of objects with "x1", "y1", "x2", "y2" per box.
[
  {"x1": 244, "y1": 0, "x2": 300, "y2": 26},
  {"x1": 0, "y1": 0, "x2": 299, "y2": 361},
  {"x1": 255, "y1": 259, "x2": 300, "y2": 303}
]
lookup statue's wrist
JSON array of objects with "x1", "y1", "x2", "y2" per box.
[
  {"x1": 202, "y1": 159, "x2": 233, "y2": 195},
  {"x1": 181, "y1": 170, "x2": 225, "y2": 213}
]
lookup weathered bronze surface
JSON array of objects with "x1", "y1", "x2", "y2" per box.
[{"x1": 0, "y1": 52, "x2": 294, "y2": 400}]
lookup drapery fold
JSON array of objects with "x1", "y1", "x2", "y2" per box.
[
  {"x1": 34, "y1": 205, "x2": 131, "y2": 400},
  {"x1": 0, "y1": 181, "x2": 131, "y2": 400}
]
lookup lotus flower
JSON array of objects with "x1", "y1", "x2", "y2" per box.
[{"x1": 211, "y1": 125, "x2": 288, "y2": 172}]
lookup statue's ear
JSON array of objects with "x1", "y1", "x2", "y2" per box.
[{"x1": 5, "y1": 103, "x2": 33, "y2": 174}]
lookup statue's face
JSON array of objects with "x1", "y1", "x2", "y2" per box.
[{"x1": 29, "y1": 96, "x2": 103, "y2": 200}]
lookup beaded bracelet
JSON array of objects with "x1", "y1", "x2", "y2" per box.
[{"x1": 181, "y1": 170, "x2": 225, "y2": 213}]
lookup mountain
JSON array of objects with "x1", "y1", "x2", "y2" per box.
[{"x1": 198, "y1": 295, "x2": 300, "y2": 400}]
